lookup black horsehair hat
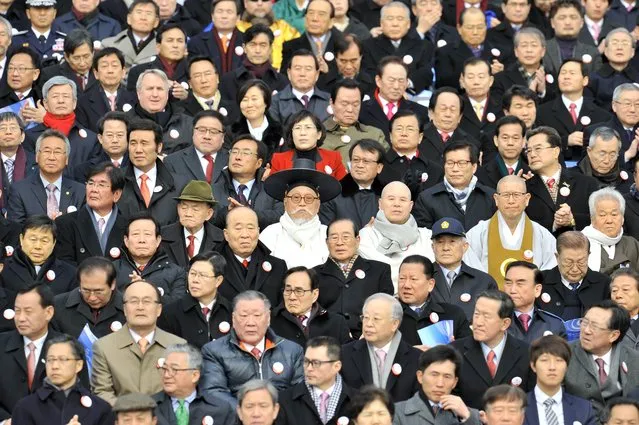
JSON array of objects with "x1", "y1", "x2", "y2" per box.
[{"x1": 264, "y1": 158, "x2": 342, "y2": 202}]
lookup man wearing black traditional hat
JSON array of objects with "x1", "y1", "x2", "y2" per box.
[{"x1": 259, "y1": 158, "x2": 342, "y2": 269}]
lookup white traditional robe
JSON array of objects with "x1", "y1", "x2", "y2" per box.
[{"x1": 259, "y1": 220, "x2": 328, "y2": 268}]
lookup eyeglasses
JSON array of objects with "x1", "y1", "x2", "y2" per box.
[
  {"x1": 230, "y1": 148, "x2": 258, "y2": 157},
  {"x1": 188, "y1": 270, "x2": 216, "y2": 280},
  {"x1": 102, "y1": 132, "x2": 126, "y2": 140},
  {"x1": 285, "y1": 194, "x2": 319, "y2": 204},
  {"x1": 579, "y1": 318, "x2": 611, "y2": 333},
  {"x1": 351, "y1": 158, "x2": 378, "y2": 165},
  {"x1": 283, "y1": 287, "x2": 313, "y2": 297},
  {"x1": 79, "y1": 288, "x2": 109, "y2": 296},
  {"x1": 496, "y1": 192, "x2": 527, "y2": 200},
  {"x1": 8, "y1": 66, "x2": 35, "y2": 74},
  {"x1": 45, "y1": 357, "x2": 80, "y2": 364},
  {"x1": 158, "y1": 366, "x2": 197, "y2": 377},
  {"x1": 614, "y1": 101, "x2": 639, "y2": 109},
  {"x1": 0, "y1": 125, "x2": 21, "y2": 133},
  {"x1": 590, "y1": 151, "x2": 619, "y2": 160},
  {"x1": 328, "y1": 234, "x2": 355, "y2": 243},
  {"x1": 560, "y1": 259, "x2": 588, "y2": 269},
  {"x1": 124, "y1": 298, "x2": 161, "y2": 307},
  {"x1": 303, "y1": 359, "x2": 338, "y2": 368},
  {"x1": 360, "y1": 315, "x2": 387, "y2": 324},
  {"x1": 195, "y1": 127, "x2": 224, "y2": 136},
  {"x1": 393, "y1": 126, "x2": 419, "y2": 134},
  {"x1": 608, "y1": 39, "x2": 632, "y2": 47},
  {"x1": 39, "y1": 149, "x2": 66, "y2": 157},
  {"x1": 444, "y1": 160, "x2": 472, "y2": 168},
  {"x1": 524, "y1": 146, "x2": 555, "y2": 156},
  {"x1": 86, "y1": 180, "x2": 111, "y2": 190}
]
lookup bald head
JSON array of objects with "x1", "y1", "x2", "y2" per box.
[
  {"x1": 496, "y1": 175, "x2": 527, "y2": 193},
  {"x1": 494, "y1": 175, "x2": 530, "y2": 220},
  {"x1": 379, "y1": 181, "x2": 413, "y2": 224},
  {"x1": 226, "y1": 206, "x2": 259, "y2": 228}
]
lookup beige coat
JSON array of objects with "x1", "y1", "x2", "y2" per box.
[
  {"x1": 91, "y1": 324, "x2": 185, "y2": 405},
  {"x1": 101, "y1": 30, "x2": 157, "y2": 68}
]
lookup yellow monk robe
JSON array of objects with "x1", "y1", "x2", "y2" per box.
[{"x1": 487, "y1": 213, "x2": 535, "y2": 289}]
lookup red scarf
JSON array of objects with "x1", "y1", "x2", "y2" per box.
[
  {"x1": 159, "y1": 56, "x2": 178, "y2": 80},
  {"x1": 43, "y1": 112, "x2": 76, "y2": 136}
]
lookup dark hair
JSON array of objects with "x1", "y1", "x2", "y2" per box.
[
  {"x1": 443, "y1": 140, "x2": 479, "y2": 164},
  {"x1": 189, "y1": 250, "x2": 226, "y2": 276},
  {"x1": 285, "y1": 109, "x2": 326, "y2": 149},
  {"x1": 237, "y1": 79, "x2": 272, "y2": 110},
  {"x1": 128, "y1": 0, "x2": 160, "y2": 16},
  {"x1": 348, "y1": 139, "x2": 385, "y2": 163},
  {"x1": 400, "y1": 255, "x2": 435, "y2": 279},
  {"x1": 462, "y1": 57, "x2": 492, "y2": 77},
  {"x1": 284, "y1": 266, "x2": 319, "y2": 290},
  {"x1": 17, "y1": 283, "x2": 55, "y2": 308},
  {"x1": 429, "y1": 87, "x2": 464, "y2": 115},
  {"x1": 244, "y1": 24, "x2": 274, "y2": 44},
  {"x1": 326, "y1": 218, "x2": 359, "y2": 238},
  {"x1": 211, "y1": 0, "x2": 239, "y2": 13},
  {"x1": 502, "y1": 86, "x2": 537, "y2": 111},
  {"x1": 86, "y1": 162, "x2": 126, "y2": 192},
  {"x1": 558, "y1": 58, "x2": 586, "y2": 78},
  {"x1": 549, "y1": 0, "x2": 584, "y2": 19},
  {"x1": 335, "y1": 34, "x2": 362, "y2": 56},
  {"x1": 483, "y1": 385, "x2": 527, "y2": 410},
  {"x1": 64, "y1": 28, "x2": 93, "y2": 55},
  {"x1": 530, "y1": 335, "x2": 571, "y2": 365},
  {"x1": 556, "y1": 231, "x2": 590, "y2": 254},
  {"x1": 92, "y1": 47, "x2": 125, "y2": 71},
  {"x1": 417, "y1": 345, "x2": 462, "y2": 376},
  {"x1": 526, "y1": 126, "x2": 562, "y2": 148},
  {"x1": 126, "y1": 212, "x2": 161, "y2": 237},
  {"x1": 601, "y1": 398, "x2": 639, "y2": 424},
  {"x1": 230, "y1": 134, "x2": 268, "y2": 163},
  {"x1": 347, "y1": 386, "x2": 394, "y2": 420},
  {"x1": 477, "y1": 290, "x2": 515, "y2": 319},
  {"x1": 390, "y1": 109, "x2": 423, "y2": 132},
  {"x1": 307, "y1": 0, "x2": 335, "y2": 18},
  {"x1": 193, "y1": 109, "x2": 225, "y2": 129},
  {"x1": 610, "y1": 268, "x2": 639, "y2": 293},
  {"x1": 8, "y1": 46, "x2": 40, "y2": 70},
  {"x1": 97, "y1": 111, "x2": 130, "y2": 134},
  {"x1": 494, "y1": 115, "x2": 526, "y2": 138},
  {"x1": 22, "y1": 215, "x2": 56, "y2": 240},
  {"x1": 288, "y1": 49, "x2": 319, "y2": 70},
  {"x1": 586, "y1": 300, "x2": 631, "y2": 344},
  {"x1": 187, "y1": 55, "x2": 219, "y2": 80},
  {"x1": 503, "y1": 0, "x2": 531, "y2": 4},
  {"x1": 156, "y1": 22, "x2": 186, "y2": 44},
  {"x1": 128, "y1": 118, "x2": 163, "y2": 146},
  {"x1": 77, "y1": 256, "x2": 117, "y2": 287},
  {"x1": 331, "y1": 78, "x2": 362, "y2": 102},
  {"x1": 376, "y1": 56, "x2": 409, "y2": 77},
  {"x1": 505, "y1": 261, "x2": 543, "y2": 285},
  {"x1": 45, "y1": 333, "x2": 86, "y2": 362},
  {"x1": 306, "y1": 336, "x2": 341, "y2": 361}
]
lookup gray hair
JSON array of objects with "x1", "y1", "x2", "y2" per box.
[
  {"x1": 0, "y1": 111, "x2": 24, "y2": 131},
  {"x1": 237, "y1": 379, "x2": 278, "y2": 406},
  {"x1": 363, "y1": 293, "x2": 403, "y2": 325},
  {"x1": 35, "y1": 129, "x2": 71, "y2": 156},
  {"x1": 588, "y1": 187, "x2": 626, "y2": 219},
  {"x1": 0, "y1": 16, "x2": 13, "y2": 38},
  {"x1": 163, "y1": 343, "x2": 202, "y2": 370},
  {"x1": 43, "y1": 76, "x2": 78, "y2": 101},
  {"x1": 612, "y1": 83, "x2": 639, "y2": 103},
  {"x1": 232, "y1": 290, "x2": 271, "y2": 312},
  {"x1": 605, "y1": 27, "x2": 636, "y2": 49},
  {"x1": 380, "y1": 1, "x2": 410, "y2": 19},
  {"x1": 514, "y1": 27, "x2": 546, "y2": 49},
  {"x1": 136, "y1": 68, "x2": 171, "y2": 93},
  {"x1": 496, "y1": 175, "x2": 527, "y2": 193},
  {"x1": 589, "y1": 126, "x2": 621, "y2": 150}
]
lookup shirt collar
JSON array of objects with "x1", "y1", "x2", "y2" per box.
[
  {"x1": 480, "y1": 332, "x2": 508, "y2": 360},
  {"x1": 534, "y1": 385, "x2": 563, "y2": 404},
  {"x1": 292, "y1": 88, "x2": 314, "y2": 102},
  {"x1": 23, "y1": 333, "x2": 48, "y2": 350},
  {"x1": 184, "y1": 225, "x2": 205, "y2": 241},
  {"x1": 243, "y1": 337, "x2": 266, "y2": 353},
  {"x1": 561, "y1": 95, "x2": 583, "y2": 112},
  {"x1": 194, "y1": 146, "x2": 218, "y2": 162},
  {"x1": 92, "y1": 208, "x2": 113, "y2": 224},
  {"x1": 1, "y1": 152, "x2": 16, "y2": 162},
  {"x1": 40, "y1": 174, "x2": 62, "y2": 191},
  {"x1": 592, "y1": 348, "x2": 612, "y2": 366},
  {"x1": 134, "y1": 165, "x2": 157, "y2": 182},
  {"x1": 247, "y1": 116, "x2": 269, "y2": 133},
  {"x1": 31, "y1": 28, "x2": 51, "y2": 39},
  {"x1": 129, "y1": 329, "x2": 155, "y2": 345}
]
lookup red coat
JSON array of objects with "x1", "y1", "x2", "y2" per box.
[{"x1": 270, "y1": 148, "x2": 347, "y2": 180}]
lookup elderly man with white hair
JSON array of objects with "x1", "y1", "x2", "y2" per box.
[
  {"x1": 260, "y1": 159, "x2": 342, "y2": 268},
  {"x1": 582, "y1": 187, "x2": 639, "y2": 275},
  {"x1": 24, "y1": 76, "x2": 101, "y2": 180},
  {"x1": 126, "y1": 68, "x2": 193, "y2": 155},
  {"x1": 466, "y1": 175, "x2": 557, "y2": 284},
  {"x1": 577, "y1": 127, "x2": 632, "y2": 192},
  {"x1": 340, "y1": 293, "x2": 421, "y2": 403}
]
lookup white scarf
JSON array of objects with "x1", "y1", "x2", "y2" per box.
[
  {"x1": 279, "y1": 212, "x2": 322, "y2": 248},
  {"x1": 582, "y1": 225, "x2": 623, "y2": 271},
  {"x1": 373, "y1": 210, "x2": 419, "y2": 255},
  {"x1": 443, "y1": 175, "x2": 478, "y2": 211}
]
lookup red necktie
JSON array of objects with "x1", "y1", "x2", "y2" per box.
[
  {"x1": 507, "y1": 167, "x2": 514, "y2": 175},
  {"x1": 487, "y1": 350, "x2": 497, "y2": 378},
  {"x1": 138, "y1": 265, "x2": 145, "y2": 272},
  {"x1": 27, "y1": 342, "x2": 36, "y2": 390},
  {"x1": 202, "y1": 307, "x2": 210, "y2": 320},
  {"x1": 386, "y1": 103, "x2": 395, "y2": 120},
  {"x1": 242, "y1": 259, "x2": 249, "y2": 268},
  {"x1": 187, "y1": 235, "x2": 195, "y2": 258},
  {"x1": 546, "y1": 178, "x2": 556, "y2": 189},
  {"x1": 139, "y1": 174, "x2": 151, "y2": 207},
  {"x1": 203, "y1": 154, "x2": 214, "y2": 184},
  {"x1": 569, "y1": 103, "x2": 577, "y2": 125},
  {"x1": 518, "y1": 313, "x2": 530, "y2": 332},
  {"x1": 251, "y1": 347, "x2": 261, "y2": 360},
  {"x1": 595, "y1": 358, "x2": 607, "y2": 385},
  {"x1": 297, "y1": 314, "x2": 307, "y2": 328},
  {"x1": 441, "y1": 132, "x2": 450, "y2": 142}
]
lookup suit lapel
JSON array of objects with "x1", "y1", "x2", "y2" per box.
[
  {"x1": 7, "y1": 332, "x2": 27, "y2": 374},
  {"x1": 528, "y1": 175, "x2": 556, "y2": 210},
  {"x1": 525, "y1": 393, "x2": 540, "y2": 425},
  {"x1": 493, "y1": 336, "x2": 521, "y2": 382},
  {"x1": 30, "y1": 175, "x2": 47, "y2": 210},
  {"x1": 59, "y1": 178, "x2": 75, "y2": 212},
  {"x1": 186, "y1": 146, "x2": 206, "y2": 180},
  {"x1": 353, "y1": 340, "x2": 374, "y2": 385},
  {"x1": 463, "y1": 339, "x2": 493, "y2": 386},
  {"x1": 77, "y1": 208, "x2": 103, "y2": 255}
]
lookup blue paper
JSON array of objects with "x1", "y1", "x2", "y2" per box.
[
  {"x1": 78, "y1": 323, "x2": 98, "y2": 376},
  {"x1": 417, "y1": 320, "x2": 454, "y2": 346},
  {"x1": 0, "y1": 98, "x2": 37, "y2": 130},
  {"x1": 564, "y1": 318, "x2": 581, "y2": 342}
]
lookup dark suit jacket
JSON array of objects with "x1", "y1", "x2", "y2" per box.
[
  {"x1": 359, "y1": 98, "x2": 429, "y2": 141},
  {"x1": 458, "y1": 95, "x2": 503, "y2": 145},
  {"x1": 507, "y1": 309, "x2": 567, "y2": 344},
  {"x1": 314, "y1": 256, "x2": 394, "y2": 338},
  {"x1": 0, "y1": 249, "x2": 77, "y2": 296},
  {"x1": 476, "y1": 155, "x2": 531, "y2": 189},
  {"x1": 219, "y1": 65, "x2": 289, "y2": 103},
  {"x1": 0, "y1": 145, "x2": 37, "y2": 211},
  {"x1": 491, "y1": 62, "x2": 557, "y2": 105},
  {"x1": 586, "y1": 63, "x2": 639, "y2": 110},
  {"x1": 54, "y1": 205, "x2": 127, "y2": 266},
  {"x1": 523, "y1": 390, "x2": 597, "y2": 425},
  {"x1": 178, "y1": 92, "x2": 237, "y2": 123},
  {"x1": 413, "y1": 181, "x2": 497, "y2": 230},
  {"x1": 153, "y1": 390, "x2": 236, "y2": 425},
  {"x1": 525, "y1": 167, "x2": 600, "y2": 232},
  {"x1": 606, "y1": 0, "x2": 639, "y2": 30},
  {"x1": 126, "y1": 57, "x2": 189, "y2": 92},
  {"x1": 163, "y1": 146, "x2": 229, "y2": 186},
  {"x1": 160, "y1": 222, "x2": 224, "y2": 268},
  {"x1": 486, "y1": 20, "x2": 538, "y2": 61},
  {"x1": 187, "y1": 29, "x2": 244, "y2": 76},
  {"x1": 451, "y1": 334, "x2": 535, "y2": 409},
  {"x1": 578, "y1": 18, "x2": 616, "y2": 47},
  {"x1": 270, "y1": 304, "x2": 352, "y2": 347},
  {"x1": 378, "y1": 149, "x2": 444, "y2": 199},
  {"x1": 543, "y1": 38, "x2": 602, "y2": 77},
  {"x1": 418, "y1": 123, "x2": 481, "y2": 164},
  {"x1": 75, "y1": 84, "x2": 137, "y2": 133},
  {"x1": 38, "y1": 62, "x2": 99, "y2": 94},
  {"x1": 399, "y1": 300, "x2": 472, "y2": 346},
  {"x1": 340, "y1": 337, "x2": 420, "y2": 402},
  {"x1": 539, "y1": 267, "x2": 611, "y2": 320},
  {"x1": 624, "y1": 192, "x2": 639, "y2": 241},
  {"x1": 277, "y1": 380, "x2": 354, "y2": 425},
  {"x1": 6, "y1": 173, "x2": 85, "y2": 224},
  {"x1": 0, "y1": 85, "x2": 41, "y2": 109}
]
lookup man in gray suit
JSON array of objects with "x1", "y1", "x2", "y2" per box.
[
  {"x1": 543, "y1": 0, "x2": 602, "y2": 77},
  {"x1": 610, "y1": 269, "x2": 639, "y2": 350},
  {"x1": 564, "y1": 300, "x2": 639, "y2": 413},
  {"x1": 393, "y1": 345, "x2": 481, "y2": 425}
]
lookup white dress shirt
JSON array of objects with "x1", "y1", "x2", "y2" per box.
[
  {"x1": 134, "y1": 165, "x2": 157, "y2": 194},
  {"x1": 23, "y1": 333, "x2": 47, "y2": 364},
  {"x1": 292, "y1": 88, "x2": 315, "y2": 105},
  {"x1": 184, "y1": 225, "x2": 205, "y2": 256},
  {"x1": 481, "y1": 332, "x2": 508, "y2": 368},
  {"x1": 129, "y1": 328, "x2": 155, "y2": 347},
  {"x1": 592, "y1": 349, "x2": 612, "y2": 376},
  {"x1": 194, "y1": 147, "x2": 217, "y2": 178},
  {"x1": 534, "y1": 386, "x2": 564, "y2": 425},
  {"x1": 40, "y1": 174, "x2": 62, "y2": 205},
  {"x1": 561, "y1": 95, "x2": 583, "y2": 118}
]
